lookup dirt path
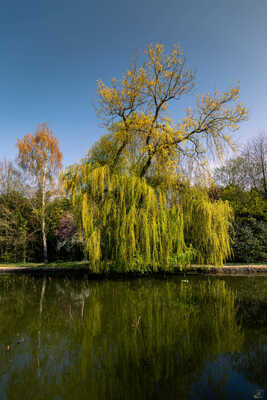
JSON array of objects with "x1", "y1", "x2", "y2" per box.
[{"x1": 0, "y1": 264, "x2": 267, "y2": 275}]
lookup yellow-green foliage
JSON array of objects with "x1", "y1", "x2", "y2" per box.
[
  {"x1": 96, "y1": 43, "x2": 247, "y2": 181},
  {"x1": 61, "y1": 43, "x2": 245, "y2": 272},
  {"x1": 181, "y1": 187, "x2": 233, "y2": 265},
  {"x1": 64, "y1": 162, "x2": 233, "y2": 271},
  {"x1": 64, "y1": 163, "x2": 190, "y2": 272}
]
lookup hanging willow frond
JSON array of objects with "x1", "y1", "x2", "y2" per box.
[{"x1": 64, "y1": 163, "x2": 232, "y2": 272}]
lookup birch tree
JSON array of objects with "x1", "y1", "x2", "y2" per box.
[{"x1": 17, "y1": 124, "x2": 63, "y2": 262}]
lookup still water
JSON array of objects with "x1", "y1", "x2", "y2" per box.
[{"x1": 0, "y1": 274, "x2": 267, "y2": 399}]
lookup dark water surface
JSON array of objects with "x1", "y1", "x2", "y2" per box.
[{"x1": 0, "y1": 274, "x2": 267, "y2": 400}]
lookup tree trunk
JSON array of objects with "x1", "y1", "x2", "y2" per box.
[
  {"x1": 41, "y1": 171, "x2": 48, "y2": 263},
  {"x1": 38, "y1": 277, "x2": 47, "y2": 375},
  {"x1": 259, "y1": 144, "x2": 267, "y2": 196},
  {"x1": 42, "y1": 213, "x2": 47, "y2": 263}
]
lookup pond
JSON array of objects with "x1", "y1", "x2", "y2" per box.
[{"x1": 0, "y1": 274, "x2": 267, "y2": 399}]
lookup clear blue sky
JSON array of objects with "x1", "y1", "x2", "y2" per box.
[{"x1": 1, "y1": 0, "x2": 266, "y2": 166}]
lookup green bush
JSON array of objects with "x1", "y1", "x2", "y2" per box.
[{"x1": 231, "y1": 217, "x2": 267, "y2": 263}]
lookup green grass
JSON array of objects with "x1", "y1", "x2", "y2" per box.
[
  {"x1": 224, "y1": 262, "x2": 267, "y2": 266},
  {"x1": 0, "y1": 261, "x2": 90, "y2": 269}
]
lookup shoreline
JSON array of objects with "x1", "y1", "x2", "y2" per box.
[{"x1": 0, "y1": 264, "x2": 267, "y2": 276}]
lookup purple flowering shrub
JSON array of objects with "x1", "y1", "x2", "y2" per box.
[{"x1": 55, "y1": 212, "x2": 77, "y2": 251}]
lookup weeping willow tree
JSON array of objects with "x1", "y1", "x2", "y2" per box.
[
  {"x1": 64, "y1": 161, "x2": 233, "y2": 271},
  {"x1": 63, "y1": 43, "x2": 246, "y2": 272},
  {"x1": 181, "y1": 187, "x2": 233, "y2": 265},
  {"x1": 64, "y1": 163, "x2": 191, "y2": 272}
]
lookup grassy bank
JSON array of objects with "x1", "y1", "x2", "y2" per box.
[
  {"x1": 0, "y1": 261, "x2": 267, "y2": 276},
  {"x1": 0, "y1": 261, "x2": 90, "y2": 269}
]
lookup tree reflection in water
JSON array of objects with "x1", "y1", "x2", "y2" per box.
[{"x1": 0, "y1": 275, "x2": 266, "y2": 399}]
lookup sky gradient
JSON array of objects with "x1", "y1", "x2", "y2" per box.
[{"x1": 1, "y1": 0, "x2": 266, "y2": 166}]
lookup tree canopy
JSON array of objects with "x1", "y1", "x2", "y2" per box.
[
  {"x1": 94, "y1": 43, "x2": 247, "y2": 186},
  {"x1": 61, "y1": 43, "x2": 248, "y2": 271}
]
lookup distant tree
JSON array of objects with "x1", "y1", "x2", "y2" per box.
[
  {"x1": 214, "y1": 133, "x2": 267, "y2": 195},
  {"x1": 214, "y1": 156, "x2": 249, "y2": 189},
  {"x1": 17, "y1": 124, "x2": 63, "y2": 262},
  {"x1": 220, "y1": 186, "x2": 267, "y2": 220},
  {"x1": 0, "y1": 160, "x2": 27, "y2": 195},
  {"x1": 0, "y1": 161, "x2": 34, "y2": 262},
  {"x1": 243, "y1": 134, "x2": 267, "y2": 195},
  {"x1": 215, "y1": 158, "x2": 267, "y2": 263}
]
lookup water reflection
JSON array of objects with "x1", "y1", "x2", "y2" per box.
[{"x1": 0, "y1": 276, "x2": 266, "y2": 399}]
